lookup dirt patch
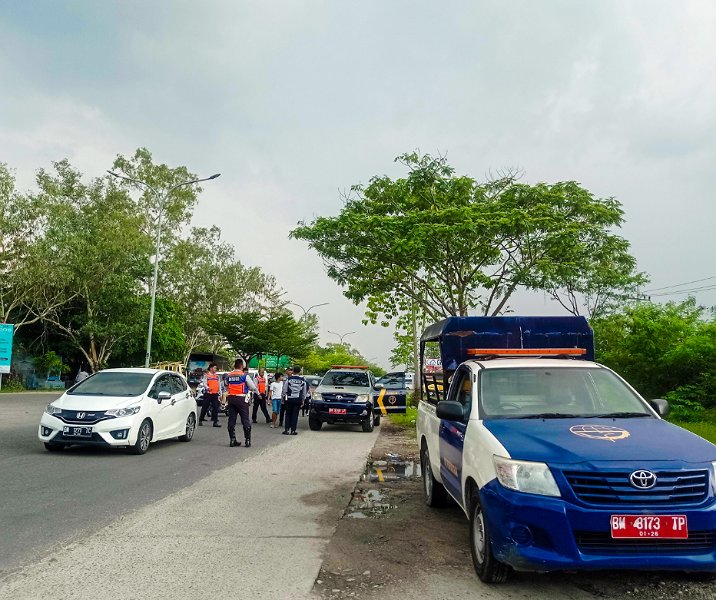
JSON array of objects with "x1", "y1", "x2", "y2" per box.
[{"x1": 312, "y1": 425, "x2": 715, "y2": 600}]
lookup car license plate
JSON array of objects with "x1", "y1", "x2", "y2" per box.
[
  {"x1": 329, "y1": 408, "x2": 347, "y2": 415},
  {"x1": 63, "y1": 425, "x2": 93, "y2": 438},
  {"x1": 610, "y1": 514, "x2": 688, "y2": 539}
]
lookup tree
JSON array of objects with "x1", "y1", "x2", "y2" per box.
[
  {"x1": 291, "y1": 152, "x2": 643, "y2": 326},
  {"x1": 34, "y1": 161, "x2": 153, "y2": 372},
  {"x1": 299, "y1": 343, "x2": 385, "y2": 376}
]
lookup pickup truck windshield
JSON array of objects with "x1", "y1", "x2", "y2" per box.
[
  {"x1": 68, "y1": 372, "x2": 155, "y2": 397},
  {"x1": 479, "y1": 367, "x2": 652, "y2": 419},
  {"x1": 322, "y1": 371, "x2": 370, "y2": 387}
]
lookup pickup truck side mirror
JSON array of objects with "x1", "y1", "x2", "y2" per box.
[
  {"x1": 157, "y1": 391, "x2": 172, "y2": 403},
  {"x1": 648, "y1": 398, "x2": 670, "y2": 417},
  {"x1": 436, "y1": 400, "x2": 465, "y2": 421},
  {"x1": 374, "y1": 383, "x2": 383, "y2": 390}
]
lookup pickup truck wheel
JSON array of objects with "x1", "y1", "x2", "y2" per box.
[
  {"x1": 372, "y1": 414, "x2": 381, "y2": 427},
  {"x1": 469, "y1": 493, "x2": 510, "y2": 583},
  {"x1": 361, "y1": 415, "x2": 374, "y2": 432},
  {"x1": 308, "y1": 415, "x2": 323, "y2": 431},
  {"x1": 421, "y1": 446, "x2": 447, "y2": 507}
]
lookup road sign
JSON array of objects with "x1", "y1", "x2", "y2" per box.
[{"x1": 0, "y1": 323, "x2": 13, "y2": 374}]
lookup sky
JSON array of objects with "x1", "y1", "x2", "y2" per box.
[{"x1": 1, "y1": 0, "x2": 716, "y2": 368}]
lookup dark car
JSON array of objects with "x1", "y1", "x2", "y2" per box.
[
  {"x1": 373, "y1": 371, "x2": 410, "y2": 415},
  {"x1": 309, "y1": 366, "x2": 379, "y2": 432}
]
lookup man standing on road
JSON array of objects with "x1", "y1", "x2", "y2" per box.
[
  {"x1": 283, "y1": 366, "x2": 308, "y2": 436},
  {"x1": 225, "y1": 359, "x2": 258, "y2": 447},
  {"x1": 251, "y1": 367, "x2": 271, "y2": 424},
  {"x1": 198, "y1": 363, "x2": 222, "y2": 428},
  {"x1": 279, "y1": 367, "x2": 292, "y2": 427}
]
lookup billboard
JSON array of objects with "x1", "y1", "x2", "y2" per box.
[{"x1": 0, "y1": 324, "x2": 13, "y2": 374}]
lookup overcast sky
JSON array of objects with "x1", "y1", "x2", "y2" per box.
[{"x1": 2, "y1": 1, "x2": 715, "y2": 368}]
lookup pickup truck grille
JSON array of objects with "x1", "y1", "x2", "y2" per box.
[
  {"x1": 575, "y1": 530, "x2": 714, "y2": 554},
  {"x1": 563, "y1": 469, "x2": 709, "y2": 505},
  {"x1": 321, "y1": 393, "x2": 358, "y2": 402}
]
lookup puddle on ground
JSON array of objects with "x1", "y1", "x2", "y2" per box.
[{"x1": 346, "y1": 454, "x2": 422, "y2": 518}]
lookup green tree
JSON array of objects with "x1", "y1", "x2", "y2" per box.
[
  {"x1": 34, "y1": 161, "x2": 153, "y2": 372},
  {"x1": 291, "y1": 152, "x2": 643, "y2": 326},
  {"x1": 299, "y1": 343, "x2": 385, "y2": 376}
]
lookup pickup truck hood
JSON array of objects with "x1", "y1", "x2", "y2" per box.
[
  {"x1": 315, "y1": 385, "x2": 372, "y2": 397},
  {"x1": 483, "y1": 418, "x2": 716, "y2": 464},
  {"x1": 52, "y1": 394, "x2": 143, "y2": 411}
]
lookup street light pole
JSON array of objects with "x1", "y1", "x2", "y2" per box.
[
  {"x1": 107, "y1": 170, "x2": 220, "y2": 368},
  {"x1": 328, "y1": 330, "x2": 356, "y2": 344},
  {"x1": 287, "y1": 301, "x2": 329, "y2": 318}
]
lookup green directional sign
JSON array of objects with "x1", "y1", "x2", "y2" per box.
[{"x1": 0, "y1": 324, "x2": 13, "y2": 374}]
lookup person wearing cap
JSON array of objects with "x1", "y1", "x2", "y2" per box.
[
  {"x1": 283, "y1": 365, "x2": 308, "y2": 436},
  {"x1": 225, "y1": 358, "x2": 258, "y2": 447}
]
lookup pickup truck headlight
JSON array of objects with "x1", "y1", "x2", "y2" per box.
[
  {"x1": 493, "y1": 456, "x2": 561, "y2": 497},
  {"x1": 356, "y1": 394, "x2": 370, "y2": 403},
  {"x1": 45, "y1": 403, "x2": 62, "y2": 416},
  {"x1": 106, "y1": 406, "x2": 141, "y2": 418}
]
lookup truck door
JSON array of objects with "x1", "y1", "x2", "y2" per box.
[{"x1": 438, "y1": 366, "x2": 472, "y2": 506}]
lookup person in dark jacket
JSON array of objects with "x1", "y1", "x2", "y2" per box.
[{"x1": 282, "y1": 366, "x2": 308, "y2": 436}]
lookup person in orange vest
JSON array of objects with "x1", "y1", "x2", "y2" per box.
[
  {"x1": 225, "y1": 358, "x2": 258, "y2": 447},
  {"x1": 198, "y1": 363, "x2": 222, "y2": 427},
  {"x1": 251, "y1": 366, "x2": 271, "y2": 424}
]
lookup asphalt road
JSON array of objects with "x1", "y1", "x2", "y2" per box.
[{"x1": 0, "y1": 392, "x2": 297, "y2": 578}]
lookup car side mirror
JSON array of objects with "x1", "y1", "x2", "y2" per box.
[
  {"x1": 374, "y1": 383, "x2": 383, "y2": 390},
  {"x1": 648, "y1": 398, "x2": 670, "y2": 417},
  {"x1": 157, "y1": 391, "x2": 172, "y2": 403},
  {"x1": 436, "y1": 400, "x2": 465, "y2": 421}
]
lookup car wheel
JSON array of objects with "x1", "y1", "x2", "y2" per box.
[
  {"x1": 44, "y1": 442, "x2": 65, "y2": 452},
  {"x1": 308, "y1": 415, "x2": 323, "y2": 431},
  {"x1": 469, "y1": 492, "x2": 510, "y2": 583},
  {"x1": 179, "y1": 413, "x2": 196, "y2": 442},
  {"x1": 130, "y1": 419, "x2": 153, "y2": 455},
  {"x1": 361, "y1": 415, "x2": 374, "y2": 432},
  {"x1": 421, "y1": 445, "x2": 447, "y2": 507},
  {"x1": 373, "y1": 414, "x2": 381, "y2": 427}
]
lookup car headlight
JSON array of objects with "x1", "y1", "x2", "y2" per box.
[
  {"x1": 106, "y1": 406, "x2": 141, "y2": 418},
  {"x1": 493, "y1": 456, "x2": 561, "y2": 497},
  {"x1": 356, "y1": 394, "x2": 370, "y2": 403},
  {"x1": 45, "y1": 403, "x2": 62, "y2": 416}
]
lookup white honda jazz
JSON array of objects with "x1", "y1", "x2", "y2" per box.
[{"x1": 38, "y1": 368, "x2": 197, "y2": 455}]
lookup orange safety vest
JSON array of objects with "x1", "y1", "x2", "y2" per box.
[
  {"x1": 205, "y1": 373, "x2": 220, "y2": 394},
  {"x1": 226, "y1": 370, "x2": 248, "y2": 395},
  {"x1": 255, "y1": 374, "x2": 267, "y2": 394}
]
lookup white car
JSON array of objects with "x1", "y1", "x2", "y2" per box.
[{"x1": 38, "y1": 368, "x2": 198, "y2": 455}]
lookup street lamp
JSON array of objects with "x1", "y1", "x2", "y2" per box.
[
  {"x1": 328, "y1": 330, "x2": 356, "y2": 344},
  {"x1": 287, "y1": 301, "x2": 329, "y2": 318},
  {"x1": 107, "y1": 170, "x2": 221, "y2": 368}
]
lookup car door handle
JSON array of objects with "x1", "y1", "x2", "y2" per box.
[{"x1": 171, "y1": 399, "x2": 176, "y2": 406}]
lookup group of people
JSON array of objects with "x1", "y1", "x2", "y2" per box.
[{"x1": 197, "y1": 359, "x2": 310, "y2": 447}]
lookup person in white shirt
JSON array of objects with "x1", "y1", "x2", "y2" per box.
[{"x1": 269, "y1": 372, "x2": 284, "y2": 429}]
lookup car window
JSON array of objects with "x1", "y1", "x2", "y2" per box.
[
  {"x1": 376, "y1": 373, "x2": 405, "y2": 390},
  {"x1": 170, "y1": 375, "x2": 187, "y2": 394},
  {"x1": 149, "y1": 375, "x2": 174, "y2": 398},
  {"x1": 479, "y1": 367, "x2": 651, "y2": 419},
  {"x1": 321, "y1": 371, "x2": 370, "y2": 387},
  {"x1": 67, "y1": 372, "x2": 154, "y2": 397}
]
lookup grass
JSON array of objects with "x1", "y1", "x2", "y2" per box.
[
  {"x1": 672, "y1": 409, "x2": 716, "y2": 445},
  {"x1": 388, "y1": 405, "x2": 418, "y2": 429}
]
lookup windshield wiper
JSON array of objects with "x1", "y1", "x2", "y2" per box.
[
  {"x1": 584, "y1": 412, "x2": 651, "y2": 418},
  {"x1": 516, "y1": 413, "x2": 580, "y2": 419}
]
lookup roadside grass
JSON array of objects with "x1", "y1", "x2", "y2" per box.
[
  {"x1": 388, "y1": 405, "x2": 418, "y2": 430},
  {"x1": 673, "y1": 409, "x2": 716, "y2": 445}
]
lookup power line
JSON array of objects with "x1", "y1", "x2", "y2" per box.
[
  {"x1": 644, "y1": 275, "x2": 716, "y2": 293},
  {"x1": 649, "y1": 283, "x2": 716, "y2": 298}
]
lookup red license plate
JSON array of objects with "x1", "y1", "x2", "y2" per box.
[
  {"x1": 329, "y1": 408, "x2": 347, "y2": 415},
  {"x1": 610, "y1": 514, "x2": 688, "y2": 539}
]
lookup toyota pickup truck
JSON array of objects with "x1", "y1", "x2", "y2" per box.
[{"x1": 416, "y1": 316, "x2": 716, "y2": 583}]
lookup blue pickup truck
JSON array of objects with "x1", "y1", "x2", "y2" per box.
[{"x1": 416, "y1": 316, "x2": 716, "y2": 583}]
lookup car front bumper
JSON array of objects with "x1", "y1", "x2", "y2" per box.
[
  {"x1": 310, "y1": 401, "x2": 372, "y2": 424},
  {"x1": 38, "y1": 413, "x2": 142, "y2": 447},
  {"x1": 480, "y1": 479, "x2": 716, "y2": 573}
]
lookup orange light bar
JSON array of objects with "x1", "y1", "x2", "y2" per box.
[
  {"x1": 466, "y1": 348, "x2": 586, "y2": 356},
  {"x1": 331, "y1": 365, "x2": 370, "y2": 369}
]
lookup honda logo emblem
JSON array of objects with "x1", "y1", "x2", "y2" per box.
[
  {"x1": 629, "y1": 470, "x2": 657, "y2": 489},
  {"x1": 76, "y1": 412, "x2": 86, "y2": 419}
]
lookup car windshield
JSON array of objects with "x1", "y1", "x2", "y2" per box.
[
  {"x1": 479, "y1": 367, "x2": 652, "y2": 419},
  {"x1": 67, "y1": 372, "x2": 155, "y2": 397},
  {"x1": 321, "y1": 371, "x2": 370, "y2": 388},
  {"x1": 376, "y1": 373, "x2": 405, "y2": 390}
]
